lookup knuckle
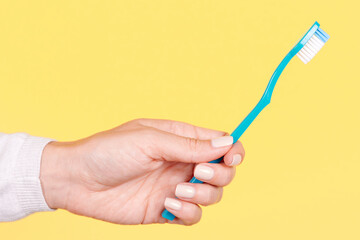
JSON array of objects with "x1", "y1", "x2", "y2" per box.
[
  {"x1": 131, "y1": 118, "x2": 151, "y2": 127},
  {"x1": 131, "y1": 118, "x2": 143, "y2": 125},
  {"x1": 135, "y1": 118, "x2": 147, "y2": 123},
  {"x1": 185, "y1": 138, "x2": 200, "y2": 162},
  {"x1": 122, "y1": 118, "x2": 146, "y2": 128},
  {"x1": 188, "y1": 138, "x2": 199, "y2": 152}
]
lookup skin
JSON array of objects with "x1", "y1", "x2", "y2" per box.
[{"x1": 40, "y1": 118, "x2": 245, "y2": 225}]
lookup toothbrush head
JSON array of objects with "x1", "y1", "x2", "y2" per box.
[{"x1": 295, "y1": 22, "x2": 330, "y2": 64}]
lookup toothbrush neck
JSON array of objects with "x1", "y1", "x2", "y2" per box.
[
  {"x1": 231, "y1": 48, "x2": 299, "y2": 142},
  {"x1": 262, "y1": 49, "x2": 297, "y2": 103}
]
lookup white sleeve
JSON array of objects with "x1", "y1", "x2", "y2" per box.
[{"x1": 0, "y1": 132, "x2": 55, "y2": 222}]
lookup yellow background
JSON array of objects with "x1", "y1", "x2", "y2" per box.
[{"x1": 1, "y1": 0, "x2": 359, "y2": 239}]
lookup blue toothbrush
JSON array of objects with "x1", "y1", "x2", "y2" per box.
[{"x1": 162, "y1": 21, "x2": 330, "y2": 221}]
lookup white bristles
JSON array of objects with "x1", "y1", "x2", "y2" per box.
[{"x1": 296, "y1": 35, "x2": 325, "y2": 64}]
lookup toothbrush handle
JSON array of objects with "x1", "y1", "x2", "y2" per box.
[
  {"x1": 162, "y1": 34, "x2": 298, "y2": 221},
  {"x1": 161, "y1": 98, "x2": 270, "y2": 221}
]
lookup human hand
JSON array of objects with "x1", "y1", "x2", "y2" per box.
[{"x1": 40, "y1": 119, "x2": 245, "y2": 225}]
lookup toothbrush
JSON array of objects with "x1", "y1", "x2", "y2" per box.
[{"x1": 162, "y1": 21, "x2": 330, "y2": 221}]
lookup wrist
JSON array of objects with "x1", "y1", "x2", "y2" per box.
[{"x1": 40, "y1": 141, "x2": 75, "y2": 210}]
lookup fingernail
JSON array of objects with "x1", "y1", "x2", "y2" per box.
[
  {"x1": 211, "y1": 136, "x2": 233, "y2": 148},
  {"x1": 164, "y1": 198, "x2": 182, "y2": 210},
  {"x1": 175, "y1": 184, "x2": 196, "y2": 198},
  {"x1": 230, "y1": 154, "x2": 242, "y2": 166},
  {"x1": 194, "y1": 164, "x2": 214, "y2": 181}
]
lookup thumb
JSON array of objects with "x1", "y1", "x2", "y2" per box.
[{"x1": 151, "y1": 130, "x2": 234, "y2": 163}]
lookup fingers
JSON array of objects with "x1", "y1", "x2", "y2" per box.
[
  {"x1": 194, "y1": 162, "x2": 236, "y2": 187},
  {"x1": 164, "y1": 198, "x2": 202, "y2": 225},
  {"x1": 175, "y1": 183, "x2": 223, "y2": 206},
  {"x1": 149, "y1": 129, "x2": 234, "y2": 164},
  {"x1": 223, "y1": 141, "x2": 245, "y2": 166},
  {"x1": 118, "y1": 118, "x2": 243, "y2": 165},
  {"x1": 163, "y1": 162, "x2": 239, "y2": 224},
  {"x1": 130, "y1": 118, "x2": 228, "y2": 140}
]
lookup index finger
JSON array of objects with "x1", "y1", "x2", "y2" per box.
[{"x1": 135, "y1": 118, "x2": 228, "y2": 140}]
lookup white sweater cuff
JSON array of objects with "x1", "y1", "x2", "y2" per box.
[{"x1": 12, "y1": 135, "x2": 55, "y2": 220}]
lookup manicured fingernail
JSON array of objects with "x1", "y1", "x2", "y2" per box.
[
  {"x1": 230, "y1": 154, "x2": 242, "y2": 166},
  {"x1": 211, "y1": 136, "x2": 233, "y2": 148},
  {"x1": 194, "y1": 165, "x2": 214, "y2": 181},
  {"x1": 175, "y1": 184, "x2": 196, "y2": 198},
  {"x1": 164, "y1": 198, "x2": 182, "y2": 210}
]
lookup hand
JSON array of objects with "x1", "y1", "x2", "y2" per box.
[{"x1": 40, "y1": 118, "x2": 245, "y2": 225}]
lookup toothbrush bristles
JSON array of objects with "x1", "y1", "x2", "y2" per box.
[{"x1": 296, "y1": 27, "x2": 330, "y2": 64}]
